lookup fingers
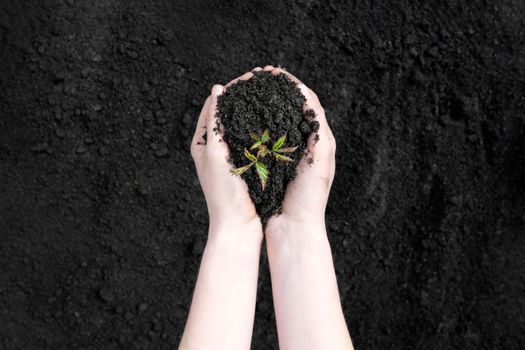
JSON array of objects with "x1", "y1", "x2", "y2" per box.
[
  {"x1": 270, "y1": 67, "x2": 303, "y2": 85},
  {"x1": 224, "y1": 66, "x2": 267, "y2": 89},
  {"x1": 295, "y1": 84, "x2": 336, "y2": 162},
  {"x1": 190, "y1": 95, "x2": 211, "y2": 157},
  {"x1": 206, "y1": 84, "x2": 225, "y2": 143},
  {"x1": 301, "y1": 85, "x2": 335, "y2": 145},
  {"x1": 263, "y1": 65, "x2": 274, "y2": 71},
  {"x1": 296, "y1": 84, "x2": 329, "y2": 135},
  {"x1": 225, "y1": 71, "x2": 254, "y2": 88}
]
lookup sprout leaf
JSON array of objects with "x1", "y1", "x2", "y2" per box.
[
  {"x1": 255, "y1": 162, "x2": 269, "y2": 190},
  {"x1": 231, "y1": 163, "x2": 253, "y2": 175},
  {"x1": 275, "y1": 146, "x2": 298, "y2": 153},
  {"x1": 244, "y1": 148, "x2": 258, "y2": 162},
  {"x1": 250, "y1": 141, "x2": 263, "y2": 150},
  {"x1": 272, "y1": 134, "x2": 287, "y2": 151},
  {"x1": 261, "y1": 129, "x2": 270, "y2": 142},
  {"x1": 274, "y1": 153, "x2": 294, "y2": 162}
]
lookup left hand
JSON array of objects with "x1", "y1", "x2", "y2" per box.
[{"x1": 190, "y1": 69, "x2": 264, "y2": 233}]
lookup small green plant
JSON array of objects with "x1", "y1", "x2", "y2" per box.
[
  {"x1": 231, "y1": 129, "x2": 298, "y2": 190},
  {"x1": 231, "y1": 148, "x2": 270, "y2": 189}
]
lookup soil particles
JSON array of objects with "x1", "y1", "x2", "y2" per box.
[
  {"x1": 218, "y1": 71, "x2": 318, "y2": 223},
  {"x1": 1, "y1": 0, "x2": 524, "y2": 349}
]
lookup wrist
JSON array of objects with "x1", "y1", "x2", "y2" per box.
[
  {"x1": 265, "y1": 213, "x2": 325, "y2": 235},
  {"x1": 208, "y1": 217, "x2": 263, "y2": 248},
  {"x1": 265, "y1": 214, "x2": 327, "y2": 252}
]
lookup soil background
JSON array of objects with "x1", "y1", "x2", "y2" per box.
[{"x1": 1, "y1": 1, "x2": 524, "y2": 349}]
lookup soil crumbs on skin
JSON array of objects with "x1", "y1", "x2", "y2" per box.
[{"x1": 217, "y1": 71, "x2": 319, "y2": 223}]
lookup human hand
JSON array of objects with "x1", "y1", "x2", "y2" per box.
[
  {"x1": 261, "y1": 68, "x2": 352, "y2": 350},
  {"x1": 190, "y1": 70, "x2": 265, "y2": 235},
  {"x1": 181, "y1": 69, "x2": 269, "y2": 350},
  {"x1": 265, "y1": 67, "x2": 336, "y2": 233}
]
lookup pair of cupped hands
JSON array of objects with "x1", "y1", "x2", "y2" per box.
[{"x1": 191, "y1": 65, "x2": 336, "y2": 239}]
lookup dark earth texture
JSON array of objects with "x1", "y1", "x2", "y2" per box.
[
  {"x1": 218, "y1": 71, "x2": 318, "y2": 224},
  {"x1": 1, "y1": 0, "x2": 524, "y2": 349}
]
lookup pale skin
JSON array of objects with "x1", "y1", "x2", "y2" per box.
[{"x1": 179, "y1": 65, "x2": 354, "y2": 350}]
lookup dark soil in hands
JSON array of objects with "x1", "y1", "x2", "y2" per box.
[
  {"x1": 217, "y1": 71, "x2": 318, "y2": 223},
  {"x1": 1, "y1": 1, "x2": 524, "y2": 349}
]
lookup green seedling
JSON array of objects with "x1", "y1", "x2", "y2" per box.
[
  {"x1": 232, "y1": 130, "x2": 298, "y2": 190},
  {"x1": 231, "y1": 148, "x2": 270, "y2": 189}
]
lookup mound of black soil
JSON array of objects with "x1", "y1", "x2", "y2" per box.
[{"x1": 217, "y1": 71, "x2": 318, "y2": 223}]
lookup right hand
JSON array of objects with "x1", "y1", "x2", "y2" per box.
[{"x1": 266, "y1": 67, "x2": 336, "y2": 231}]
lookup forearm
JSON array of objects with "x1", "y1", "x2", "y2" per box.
[
  {"x1": 179, "y1": 221, "x2": 263, "y2": 350},
  {"x1": 266, "y1": 219, "x2": 353, "y2": 350}
]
